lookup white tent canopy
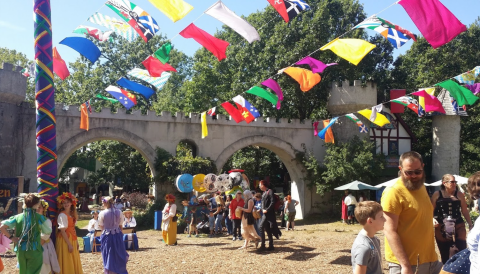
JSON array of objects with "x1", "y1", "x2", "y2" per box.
[
  {"x1": 334, "y1": 180, "x2": 379, "y2": 191},
  {"x1": 375, "y1": 178, "x2": 398, "y2": 188},
  {"x1": 425, "y1": 175, "x2": 469, "y2": 186}
]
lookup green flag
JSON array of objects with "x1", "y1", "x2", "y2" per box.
[
  {"x1": 154, "y1": 42, "x2": 172, "y2": 64},
  {"x1": 246, "y1": 86, "x2": 279, "y2": 106},
  {"x1": 96, "y1": 94, "x2": 119, "y2": 103},
  {"x1": 437, "y1": 79, "x2": 479, "y2": 106}
]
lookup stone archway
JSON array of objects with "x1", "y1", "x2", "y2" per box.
[
  {"x1": 215, "y1": 135, "x2": 309, "y2": 219},
  {"x1": 57, "y1": 127, "x2": 158, "y2": 178}
]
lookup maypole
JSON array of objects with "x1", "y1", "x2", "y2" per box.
[{"x1": 34, "y1": 0, "x2": 58, "y2": 219}]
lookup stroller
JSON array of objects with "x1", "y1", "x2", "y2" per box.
[{"x1": 196, "y1": 212, "x2": 211, "y2": 234}]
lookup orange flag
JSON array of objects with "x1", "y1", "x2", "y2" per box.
[
  {"x1": 80, "y1": 103, "x2": 89, "y2": 131},
  {"x1": 284, "y1": 67, "x2": 321, "y2": 92},
  {"x1": 323, "y1": 120, "x2": 334, "y2": 143}
]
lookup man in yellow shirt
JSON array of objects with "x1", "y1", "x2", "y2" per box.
[{"x1": 381, "y1": 151, "x2": 442, "y2": 274}]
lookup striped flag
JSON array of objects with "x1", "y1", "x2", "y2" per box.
[
  {"x1": 127, "y1": 68, "x2": 172, "y2": 90},
  {"x1": 88, "y1": 12, "x2": 139, "y2": 42},
  {"x1": 345, "y1": 113, "x2": 368, "y2": 133}
]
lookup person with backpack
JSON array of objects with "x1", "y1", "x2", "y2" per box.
[{"x1": 258, "y1": 180, "x2": 281, "y2": 252}]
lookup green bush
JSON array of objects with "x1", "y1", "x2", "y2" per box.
[
  {"x1": 134, "y1": 200, "x2": 165, "y2": 230},
  {"x1": 471, "y1": 211, "x2": 479, "y2": 223}
]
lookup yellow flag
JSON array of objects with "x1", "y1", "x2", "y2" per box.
[
  {"x1": 357, "y1": 109, "x2": 390, "y2": 127},
  {"x1": 321, "y1": 38, "x2": 376, "y2": 66},
  {"x1": 201, "y1": 112, "x2": 208, "y2": 139},
  {"x1": 418, "y1": 87, "x2": 435, "y2": 110},
  {"x1": 148, "y1": 0, "x2": 193, "y2": 23}
]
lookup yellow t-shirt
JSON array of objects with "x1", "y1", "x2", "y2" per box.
[{"x1": 381, "y1": 179, "x2": 437, "y2": 265}]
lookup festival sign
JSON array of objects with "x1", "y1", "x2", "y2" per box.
[{"x1": 0, "y1": 178, "x2": 18, "y2": 221}]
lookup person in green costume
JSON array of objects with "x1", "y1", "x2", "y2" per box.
[{"x1": 0, "y1": 193, "x2": 52, "y2": 274}]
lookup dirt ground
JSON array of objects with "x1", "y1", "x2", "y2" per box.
[{"x1": 1, "y1": 219, "x2": 399, "y2": 274}]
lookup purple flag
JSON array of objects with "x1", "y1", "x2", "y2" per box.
[
  {"x1": 313, "y1": 121, "x2": 319, "y2": 136},
  {"x1": 295, "y1": 56, "x2": 338, "y2": 74},
  {"x1": 466, "y1": 83, "x2": 480, "y2": 95},
  {"x1": 399, "y1": 0, "x2": 467, "y2": 49},
  {"x1": 261, "y1": 78, "x2": 284, "y2": 109}
]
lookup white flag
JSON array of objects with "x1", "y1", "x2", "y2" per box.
[
  {"x1": 205, "y1": 1, "x2": 260, "y2": 43},
  {"x1": 370, "y1": 104, "x2": 383, "y2": 122}
]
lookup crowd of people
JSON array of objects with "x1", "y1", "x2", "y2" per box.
[{"x1": 350, "y1": 151, "x2": 480, "y2": 274}]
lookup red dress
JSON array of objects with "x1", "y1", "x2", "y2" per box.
[{"x1": 341, "y1": 195, "x2": 348, "y2": 220}]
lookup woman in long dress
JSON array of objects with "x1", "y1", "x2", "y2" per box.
[
  {"x1": 99, "y1": 196, "x2": 129, "y2": 274},
  {"x1": 162, "y1": 194, "x2": 177, "y2": 246},
  {"x1": 37, "y1": 199, "x2": 60, "y2": 274},
  {"x1": 237, "y1": 190, "x2": 260, "y2": 249},
  {"x1": 56, "y1": 192, "x2": 83, "y2": 274}
]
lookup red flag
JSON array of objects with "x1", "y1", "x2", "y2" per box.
[
  {"x1": 180, "y1": 23, "x2": 230, "y2": 61},
  {"x1": 390, "y1": 89, "x2": 406, "y2": 113},
  {"x1": 80, "y1": 103, "x2": 89, "y2": 131},
  {"x1": 267, "y1": 0, "x2": 289, "y2": 22},
  {"x1": 221, "y1": 102, "x2": 244, "y2": 123},
  {"x1": 52, "y1": 47, "x2": 70, "y2": 80},
  {"x1": 142, "y1": 56, "x2": 177, "y2": 77}
]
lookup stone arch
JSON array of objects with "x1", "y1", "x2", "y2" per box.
[
  {"x1": 177, "y1": 139, "x2": 198, "y2": 158},
  {"x1": 57, "y1": 128, "x2": 158, "y2": 178},
  {"x1": 215, "y1": 135, "x2": 309, "y2": 219}
]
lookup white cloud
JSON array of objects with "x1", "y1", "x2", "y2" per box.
[{"x1": 0, "y1": 21, "x2": 26, "y2": 31}]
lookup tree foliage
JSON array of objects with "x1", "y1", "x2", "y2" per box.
[{"x1": 0, "y1": 47, "x2": 35, "y2": 102}]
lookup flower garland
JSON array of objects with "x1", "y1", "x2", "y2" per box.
[{"x1": 56, "y1": 192, "x2": 77, "y2": 207}]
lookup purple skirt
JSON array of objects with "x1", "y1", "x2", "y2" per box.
[{"x1": 101, "y1": 232, "x2": 129, "y2": 274}]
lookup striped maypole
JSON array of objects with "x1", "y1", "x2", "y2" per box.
[{"x1": 34, "y1": 0, "x2": 58, "y2": 219}]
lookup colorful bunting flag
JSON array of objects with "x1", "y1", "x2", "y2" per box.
[
  {"x1": 320, "y1": 38, "x2": 376, "y2": 66},
  {"x1": 284, "y1": 67, "x2": 321, "y2": 92},
  {"x1": 142, "y1": 56, "x2": 177, "y2": 77},
  {"x1": 246, "y1": 86, "x2": 279, "y2": 106},
  {"x1": 127, "y1": 68, "x2": 172, "y2": 89},
  {"x1": 319, "y1": 118, "x2": 337, "y2": 143},
  {"x1": 148, "y1": 0, "x2": 193, "y2": 22},
  {"x1": 370, "y1": 104, "x2": 383, "y2": 121},
  {"x1": 345, "y1": 113, "x2": 367, "y2": 133},
  {"x1": 73, "y1": 26, "x2": 114, "y2": 42},
  {"x1": 313, "y1": 121, "x2": 319, "y2": 136},
  {"x1": 267, "y1": 0, "x2": 289, "y2": 23},
  {"x1": 221, "y1": 102, "x2": 244, "y2": 123},
  {"x1": 284, "y1": 0, "x2": 310, "y2": 21},
  {"x1": 454, "y1": 70, "x2": 476, "y2": 85},
  {"x1": 96, "y1": 94, "x2": 119, "y2": 103},
  {"x1": 358, "y1": 109, "x2": 390, "y2": 127},
  {"x1": 21, "y1": 63, "x2": 35, "y2": 77},
  {"x1": 398, "y1": 0, "x2": 466, "y2": 49},
  {"x1": 105, "y1": 86, "x2": 137, "y2": 110},
  {"x1": 59, "y1": 37, "x2": 101, "y2": 64},
  {"x1": 416, "y1": 88, "x2": 435, "y2": 113},
  {"x1": 52, "y1": 47, "x2": 70, "y2": 80},
  {"x1": 205, "y1": 1, "x2": 260, "y2": 44},
  {"x1": 390, "y1": 89, "x2": 406, "y2": 113},
  {"x1": 207, "y1": 107, "x2": 216, "y2": 116},
  {"x1": 261, "y1": 79, "x2": 284, "y2": 109},
  {"x1": 295, "y1": 57, "x2": 337, "y2": 74},
  {"x1": 180, "y1": 24, "x2": 230, "y2": 61},
  {"x1": 88, "y1": 12, "x2": 139, "y2": 42},
  {"x1": 154, "y1": 42, "x2": 172, "y2": 64},
  {"x1": 116, "y1": 77, "x2": 155, "y2": 99},
  {"x1": 80, "y1": 103, "x2": 89, "y2": 131},
  {"x1": 391, "y1": 96, "x2": 419, "y2": 114},
  {"x1": 201, "y1": 112, "x2": 208, "y2": 139},
  {"x1": 465, "y1": 84, "x2": 480, "y2": 95},
  {"x1": 411, "y1": 90, "x2": 446, "y2": 114},
  {"x1": 232, "y1": 95, "x2": 260, "y2": 124},
  {"x1": 354, "y1": 15, "x2": 416, "y2": 48},
  {"x1": 106, "y1": 0, "x2": 158, "y2": 42},
  {"x1": 85, "y1": 100, "x2": 92, "y2": 113},
  {"x1": 437, "y1": 79, "x2": 479, "y2": 106}
]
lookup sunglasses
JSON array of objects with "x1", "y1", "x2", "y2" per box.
[
  {"x1": 445, "y1": 180, "x2": 457, "y2": 184},
  {"x1": 403, "y1": 169, "x2": 423, "y2": 176}
]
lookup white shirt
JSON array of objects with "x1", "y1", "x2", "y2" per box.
[
  {"x1": 123, "y1": 216, "x2": 137, "y2": 228},
  {"x1": 344, "y1": 194, "x2": 358, "y2": 206},
  {"x1": 114, "y1": 203, "x2": 124, "y2": 211},
  {"x1": 88, "y1": 218, "x2": 100, "y2": 232}
]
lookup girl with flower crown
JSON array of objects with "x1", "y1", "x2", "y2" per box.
[
  {"x1": 37, "y1": 199, "x2": 60, "y2": 274},
  {"x1": 0, "y1": 193, "x2": 52, "y2": 274},
  {"x1": 55, "y1": 192, "x2": 83, "y2": 274}
]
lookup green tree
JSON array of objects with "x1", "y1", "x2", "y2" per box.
[{"x1": 0, "y1": 47, "x2": 35, "y2": 102}]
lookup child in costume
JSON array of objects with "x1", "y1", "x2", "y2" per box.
[
  {"x1": 55, "y1": 192, "x2": 83, "y2": 274},
  {"x1": 37, "y1": 199, "x2": 60, "y2": 274},
  {"x1": 122, "y1": 209, "x2": 138, "y2": 250},
  {"x1": 0, "y1": 193, "x2": 51, "y2": 274}
]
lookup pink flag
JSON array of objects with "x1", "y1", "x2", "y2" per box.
[
  {"x1": 411, "y1": 90, "x2": 446, "y2": 113},
  {"x1": 398, "y1": 0, "x2": 467, "y2": 49},
  {"x1": 261, "y1": 79, "x2": 284, "y2": 109},
  {"x1": 313, "y1": 121, "x2": 319, "y2": 136},
  {"x1": 295, "y1": 57, "x2": 338, "y2": 74},
  {"x1": 180, "y1": 23, "x2": 230, "y2": 61}
]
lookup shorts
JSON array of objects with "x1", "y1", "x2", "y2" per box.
[
  {"x1": 347, "y1": 205, "x2": 356, "y2": 217},
  {"x1": 209, "y1": 216, "x2": 215, "y2": 230},
  {"x1": 190, "y1": 224, "x2": 196, "y2": 231},
  {"x1": 287, "y1": 212, "x2": 296, "y2": 222}
]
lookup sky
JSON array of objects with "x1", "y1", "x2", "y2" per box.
[{"x1": 0, "y1": 0, "x2": 479, "y2": 66}]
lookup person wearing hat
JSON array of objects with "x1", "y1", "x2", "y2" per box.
[
  {"x1": 123, "y1": 209, "x2": 136, "y2": 228},
  {"x1": 122, "y1": 209, "x2": 138, "y2": 250},
  {"x1": 114, "y1": 198, "x2": 124, "y2": 211},
  {"x1": 229, "y1": 191, "x2": 244, "y2": 241},
  {"x1": 121, "y1": 195, "x2": 131, "y2": 210}
]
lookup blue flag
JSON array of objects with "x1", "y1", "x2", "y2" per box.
[
  {"x1": 116, "y1": 77, "x2": 155, "y2": 99},
  {"x1": 318, "y1": 117, "x2": 338, "y2": 140}
]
